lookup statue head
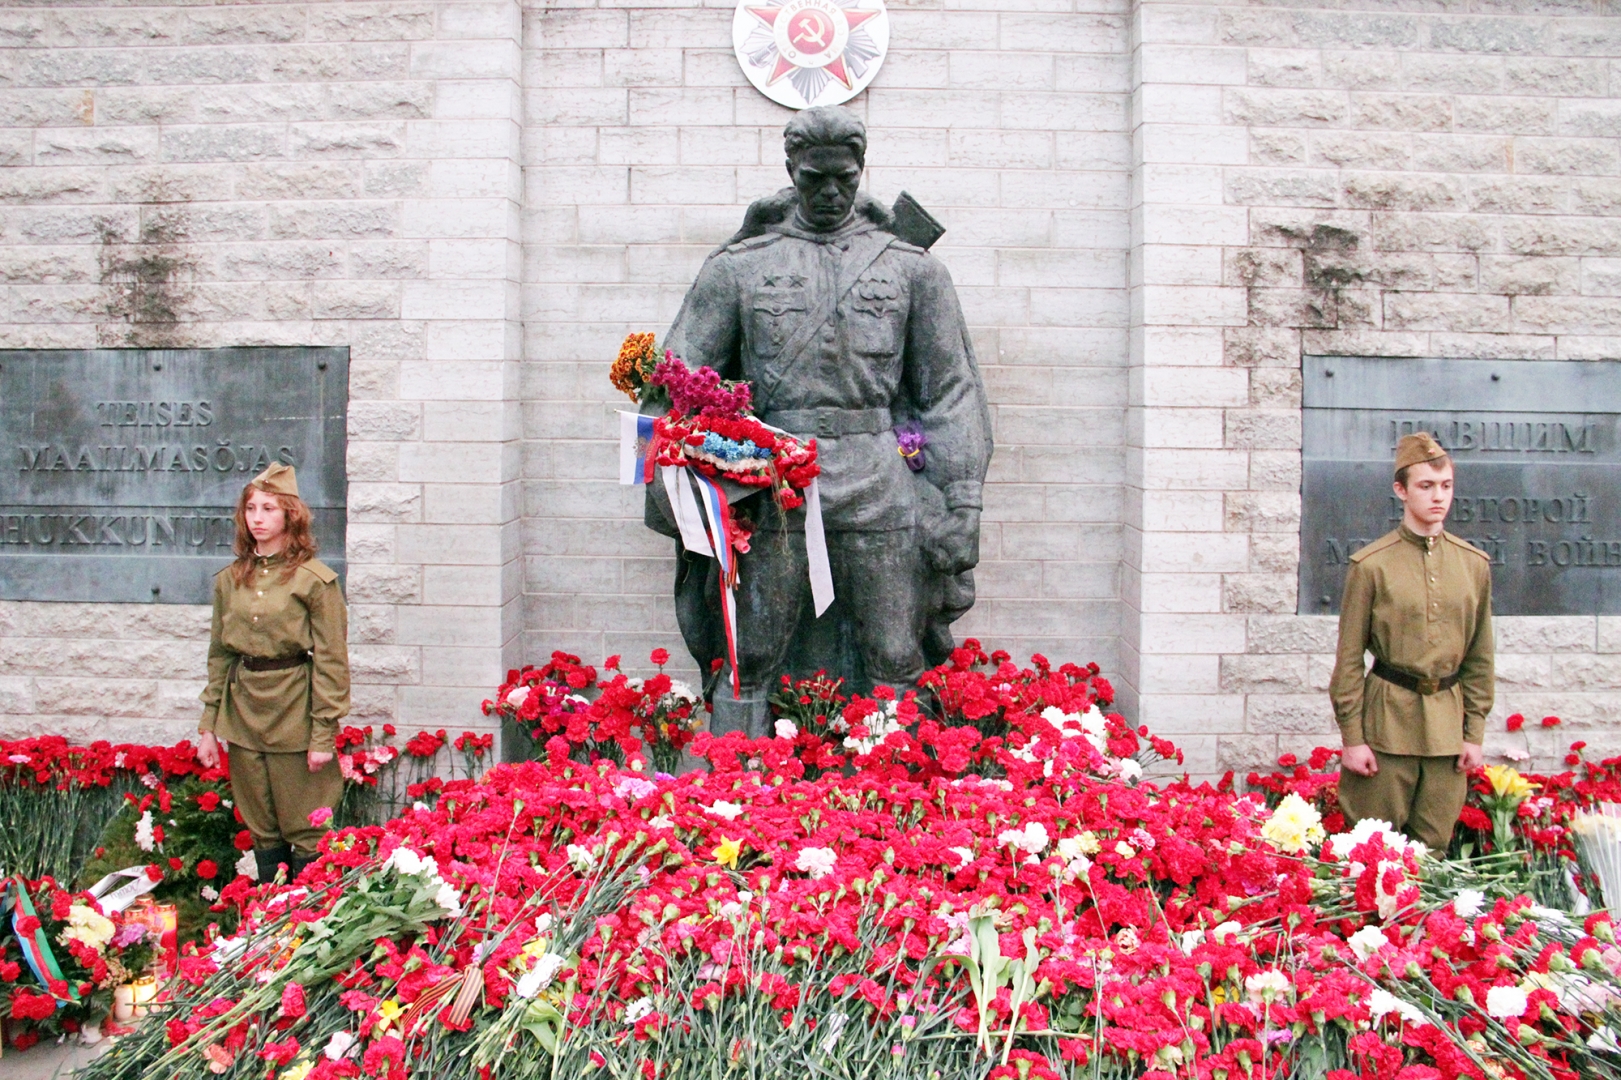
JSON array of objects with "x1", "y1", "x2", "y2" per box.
[{"x1": 783, "y1": 107, "x2": 866, "y2": 231}]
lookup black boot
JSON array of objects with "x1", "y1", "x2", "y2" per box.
[
  {"x1": 254, "y1": 844, "x2": 292, "y2": 885},
  {"x1": 287, "y1": 850, "x2": 318, "y2": 883}
]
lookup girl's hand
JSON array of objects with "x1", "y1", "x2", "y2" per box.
[
  {"x1": 197, "y1": 732, "x2": 220, "y2": 769},
  {"x1": 307, "y1": 749, "x2": 334, "y2": 773}
]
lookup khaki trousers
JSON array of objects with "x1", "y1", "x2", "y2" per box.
[
  {"x1": 228, "y1": 745, "x2": 343, "y2": 856},
  {"x1": 1339, "y1": 751, "x2": 1468, "y2": 852}
]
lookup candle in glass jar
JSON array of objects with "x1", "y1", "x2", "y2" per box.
[
  {"x1": 131, "y1": 976, "x2": 157, "y2": 1017},
  {"x1": 113, "y1": 983, "x2": 135, "y2": 1021}
]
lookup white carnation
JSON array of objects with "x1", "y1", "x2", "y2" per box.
[
  {"x1": 383, "y1": 846, "x2": 425, "y2": 877},
  {"x1": 794, "y1": 846, "x2": 838, "y2": 880},
  {"x1": 1486, "y1": 984, "x2": 1529, "y2": 1020},
  {"x1": 1454, "y1": 889, "x2": 1486, "y2": 919},
  {"x1": 774, "y1": 719, "x2": 799, "y2": 740},
  {"x1": 704, "y1": 801, "x2": 744, "y2": 821},
  {"x1": 1348, "y1": 925, "x2": 1390, "y2": 961},
  {"x1": 134, "y1": 810, "x2": 156, "y2": 852},
  {"x1": 236, "y1": 849, "x2": 258, "y2": 881},
  {"x1": 625, "y1": 996, "x2": 655, "y2": 1024}
]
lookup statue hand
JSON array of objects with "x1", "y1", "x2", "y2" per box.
[{"x1": 923, "y1": 507, "x2": 980, "y2": 575}]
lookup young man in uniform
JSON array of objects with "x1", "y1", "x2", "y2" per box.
[{"x1": 1329, "y1": 432, "x2": 1494, "y2": 851}]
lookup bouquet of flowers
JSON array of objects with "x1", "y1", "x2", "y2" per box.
[
  {"x1": 614, "y1": 335, "x2": 820, "y2": 518},
  {"x1": 1, "y1": 875, "x2": 161, "y2": 1049}
]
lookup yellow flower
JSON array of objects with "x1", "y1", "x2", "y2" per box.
[
  {"x1": 712, "y1": 837, "x2": 742, "y2": 868},
  {"x1": 1261, "y1": 792, "x2": 1327, "y2": 854},
  {"x1": 375, "y1": 997, "x2": 404, "y2": 1036},
  {"x1": 1484, "y1": 765, "x2": 1537, "y2": 801},
  {"x1": 280, "y1": 1063, "x2": 313, "y2": 1080}
]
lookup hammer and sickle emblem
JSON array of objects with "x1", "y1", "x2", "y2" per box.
[{"x1": 791, "y1": 13, "x2": 829, "y2": 49}]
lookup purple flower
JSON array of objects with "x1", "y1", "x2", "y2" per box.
[{"x1": 894, "y1": 422, "x2": 927, "y2": 472}]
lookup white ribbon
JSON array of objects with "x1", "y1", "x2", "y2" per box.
[
  {"x1": 804, "y1": 479, "x2": 833, "y2": 617},
  {"x1": 86, "y1": 866, "x2": 163, "y2": 914},
  {"x1": 661, "y1": 465, "x2": 715, "y2": 558}
]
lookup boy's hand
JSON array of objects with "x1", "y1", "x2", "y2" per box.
[
  {"x1": 1342, "y1": 743, "x2": 1379, "y2": 777},
  {"x1": 1456, "y1": 742, "x2": 1483, "y2": 773}
]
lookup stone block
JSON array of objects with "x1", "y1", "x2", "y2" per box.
[
  {"x1": 1225, "y1": 491, "x2": 1300, "y2": 533},
  {"x1": 1351, "y1": 92, "x2": 1452, "y2": 132},
  {"x1": 1403, "y1": 54, "x2": 1502, "y2": 95},
  {"x1": 1250, "y1": 130, "x2": 1307, "y2": 165},
  {"x1": 160, "y1": 124, "x2": 284, "y2": 163},
  {"x1": 1553, "y1": 655, "x2": 1621, "y2": 691},
  {"x1": 347, "y1": 565, "x2": 424, "y2": 606},
  {"x1": 1221, "y1": 653, "x2": 1307, "y2": 694},
  {"x1": 1247, "y1": 694, "x2": 1335, "y2": 736},
  {"x1": 1138, "y1": 693, "x2": 1246, "y2": 735},
  {"x1": 1224, "y1": 327, "x2": 1300, "y2": 368},
  {"x1": 349, "y1": 483, "x2": 423, "y2": 524},
  {"x1": 1384, "y1": 293, "x2": 1510, "y2": 333},
  {"x1": 1248, "y1": 615, "x2": 1338, "y2": 654},
  {"x1": 1496, "y1": 617, "x2": 1594, "y2": 653},
  {"x1": 1342, "y1": 172, "x2": 1464, "y2": 213},
  {"x1": 1484, "y1": 253, "x2": 1580, "y2": 297},
  {"x1": 1223, "y1": 574, "x2": 1294, "y2": 614},
  {"x1": 1225, "y1": 409, "x2": 1299, "y2": 450},
  {"x1": 1495, "y1": 654, "x2": 1553, "y2": 689},
  {"x1": 1517, "y1": 138, "x2": 1619, "y2": 177},
  {"x1": 1216, "y1": 733, "x2": 1280, "y2": 773}
]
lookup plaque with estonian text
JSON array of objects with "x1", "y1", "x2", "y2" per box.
[
  {"x1": 0, "y1": 347, "x2": 346, "y2": 604},
  {"x1": 1301, "y1": 355, "x2": 1621, "y2": 616}
]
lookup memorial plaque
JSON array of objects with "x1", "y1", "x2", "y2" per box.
[
  {"x1": 1302, "y1": 355, "x2": 1621, "y2": 616},
  {"x1": 0, "y1": 347, "x2": 346, "y2": 604}
]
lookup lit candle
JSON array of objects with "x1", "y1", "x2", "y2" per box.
[
  {"x1": 154, "y1": 902, "x2": 179, "y2": 972},
  {"x1": 113, "y1": 984, "x2": 135, "y2": 1022},
  {"x1": 131, "y1": 976, "x2": 157, "y2": 1017}
]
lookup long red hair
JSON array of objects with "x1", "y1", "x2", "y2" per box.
[{"x1": 230, "y1": 484, "x2": 318, "y2": 586}]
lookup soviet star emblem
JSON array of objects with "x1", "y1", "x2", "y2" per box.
[{"x1": 732, "y1": 0, "x2": 890, "y2": 110}]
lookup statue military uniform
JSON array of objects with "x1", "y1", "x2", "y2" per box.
[{"x1": 651, "y1": 110, "x2": 992, "y2": 736}]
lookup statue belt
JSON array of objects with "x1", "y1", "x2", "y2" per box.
[
  {"x1": 1370, "y1": 658, "x2": 1459, "y2": 697},
  {"x1": 761, "y1": 407, "x2": 892, "y2": 438}
]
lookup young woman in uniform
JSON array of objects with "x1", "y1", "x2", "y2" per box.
[{"x1": 195, "y1": 462, "x2": 350, "y2": 884}]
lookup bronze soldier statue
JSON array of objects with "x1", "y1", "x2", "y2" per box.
[{"x1": 648, "y1": 107, "x2": 992, "y2": 737}]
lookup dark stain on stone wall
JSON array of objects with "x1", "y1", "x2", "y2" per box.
[{"x1": 97, "y1": 209, "x2": 196, "y2": 348}]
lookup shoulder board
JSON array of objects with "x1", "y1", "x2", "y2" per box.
[
  {"x1": 1442, "y1": 532, "x2": 1491, "y2": 560},
  {"x1": 299, "y1": 558, "x2": 339, "y2": 584},
  {"x1": 886, "y1": 238, "x2": 925, "y2": 255},
  {"x1": 1348, "y1": 531, "x2": 1403, "y2": 564},
  {"x1": 724, "y1": 233, "x2": 783, "y2": 253}
]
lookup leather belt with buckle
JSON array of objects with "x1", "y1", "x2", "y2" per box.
[{"x1": 1371, "y1": 658, "x2": 1459, "y2": 697}]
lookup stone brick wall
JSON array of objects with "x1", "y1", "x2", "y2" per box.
[
  {"x1": 519, "y1": 1, "x2": 1134, "y2": 682},
  {"x1": 0, "y1": 1, "x2": 524, "y2": 745},
  {"x1": 1129, "y1": 1, "x2": 1621, "y2": 775}
]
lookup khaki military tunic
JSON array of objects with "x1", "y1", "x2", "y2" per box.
[
  {"x1": 1329, "y1": 525, "x2": 1494, "y2": 756},
  {"x1": 198, "y1": 554, "x2": 350, "y2": 755}
]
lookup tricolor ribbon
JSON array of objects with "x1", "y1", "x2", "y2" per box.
[
  {"x1": 6, "y1": 874, "x2": 80, "y2": 1002},
  {"x1": 621, "y1": 412, "x2": 834, "y2": 698}
]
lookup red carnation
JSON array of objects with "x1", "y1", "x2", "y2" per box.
[
  {"x1": 0, "y1": 960, "x2": 21, "y2": 982},
  {"x1": 15, "y1": 914, "x2": 40, "y2": 936},
  {"x1": 1542, "y1": 715, "x2": 1562, "y2": 728},
  {"x1": 196, "y1": 859, "x2": 218, "y2": 880},
  {"x1": 603, "y1": 654, "x2": 621, "y2": 670},
  {"x1": 1506, "y1": 714, "x2": 1525, "y2": 732},
  {"x1": 168, "y1": 857, "x2": 183, "y2": 872},
  {"x1": 196, "y1": 790, "x2": 221, "y2": 813},
  {"x1": 651, "y1": 648, "x2": 670, "y2": 667},
  {"x1": 234, "y1": 830, "x2": 254, "y2": 851},
  {"x1": 280, "y1": 981, "x2": 307, "y2": 1019}
]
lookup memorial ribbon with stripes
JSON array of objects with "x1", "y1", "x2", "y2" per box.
[{"x1": 620, "y1": 410, "x2": 833, "y2": 697}]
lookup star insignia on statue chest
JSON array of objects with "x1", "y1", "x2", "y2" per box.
[{"x1": 762, "y1": 274, "x2": 807, "y2": 289}]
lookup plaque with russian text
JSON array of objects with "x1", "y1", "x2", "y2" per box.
[
  {"x1": 0, "y1": 347, "x2": 346, "y2": 604},
  {"x1": 1302, "y1": 355, "x2": 1621, "y2": 616}
]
